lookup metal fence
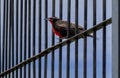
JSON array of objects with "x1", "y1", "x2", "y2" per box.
[{"x1": 0, "y1": 0, "x2": 112, "y2": 78}]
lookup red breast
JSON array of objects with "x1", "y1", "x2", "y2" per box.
[{"x1": 49, "y1": 19, "x2": 63, "y2": 38}]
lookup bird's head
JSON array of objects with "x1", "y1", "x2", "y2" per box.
[{"x1": 44, "y1": 17, "x2": 60, "y2": 24}]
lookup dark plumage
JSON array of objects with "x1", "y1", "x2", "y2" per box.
[{"x1": 45, "y1": 17, "x2": 93, "y2": 39}]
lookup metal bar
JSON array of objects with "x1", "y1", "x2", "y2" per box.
[
  {"x1": 59, "y1": 0, "x2": 63, "y2": 78},
  {"x1": 75, "y1": 0, "x2": 79, "y2": 78},
  {"x1": 44, "y1": 54, "x2": 47, "y2": 78},
  {"x1": 59, "y1": 0, "x2": 63, "y2": 19},
  {"x1": 112, "y1": 0, "x2": 120, "y2": 76},
  {"x1": 84, "y1": 0, "x2": 87, "y2": 78},
  {"x1": 93, "y1": 0, "x2": 96, "y2": 78},
  {"x1": 33, "y1": 0, "x2": 36, "y2": 78},
  {"x1": 102, "y1": 0, "x2": 106, "y2": 78},
  {"x1": 0, "y1": 18, "x2": 112, "y2": 77},
  {"x1": 8, "y1": 0, "x2": 12, "y2": 77},
  {"x1": 67, "y1": 0, "x2": 71, "y2": 78},
  {"x1": 5, "y1": 0, "x2": 8, "y2": 77},
  {"x1": 2, "y1": 0, "x2": 6, "y2": 73},
  {"x1": 67, "y1": 0, "x2": 71, "y2": 37},
  {"x1": 10, "y1": 0, "x2": 14, "y2": 77},
  {"x1": 44, "y1": 0, "x2": 48, "y2": 78},
  {"x1": 44, "y1": 0, "x2": 48, "y2": 49},
  {"x1": 119, "y1": 1, "x2": 120, "y2": 78},
  {"x1": 24, "y1": 0, "x2": 27, "y2": 78},
  {"x1": 4, "y1": 0, "x2": 7, "y2": 72},
  {"x1": 38, "y1": 0, "x2": 42, "y2": 78},
  {"x1": 16, "y1": 0, "x2": 19, "y2": 77},
  {"x1": 66, "y1": 43, "x2": 70, "y2": 78},
  {"x1": 0, "y1": 0, "x2": 2, "y2": 73},
  {"x1": 51, "y1": 0, "x2": 55, "y2": 78},
  {"x1": 118, "y1": 6, "x2": 120, "y2": 77},
  {"x1": 28, "y1": 0, "x2": 31, "y2": 78},
  {"x1": 20, "y1": 0, "x2": 23, "y2": 77},
  {"x1": 112, "y1": 0, "x2": 119, "y2": 77}
]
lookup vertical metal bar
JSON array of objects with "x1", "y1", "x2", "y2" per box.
[
  {"x1": 59, "y1": 0, "x2": 63, "y2": 20},
  {"x1": 66, "y1": 43, "x2": 70, "y2": 78},
  {"x1": 33, "y1": 0, "x2": 36, "y2": 78},
  {"x1": 59, "y1": 0, "x2": 63, "y2": 19},
  {"x1": 0, "y1": 0, "x2": 2, "y2": 73},
  {"x1": 67, "y1": 0, "x2": 71, "y2": 37},
  {"x1": 112, "y1": 0, "x2": 119, "y2": 77},
  {"x1": 3, "y1": 0, "x2": 7, "y2": 77},
  {"x1": 67, "y1": 0, "x2": 71, "y2": 78},
  {"x1": 8, "y1": 0, "x2": 11, "y2": 77},
  {"x1": 75, "y1": 40, "x2": 78, "y2": 78},
  {"x1": 44, "y1": 0, "x2": 48, "y2": 78},
  {"x1": 20, "y1": 0, "x2": 23, "y2": 77},
  {"x1": 16, "y1": 0, "x2": 19, "y2": 77},
  {"x1": 38, "y1": 0, "x2": 42, "y2": 78},
  {"x1": 28, "y1": 0, "x2": 31, "y2": 78},
  {"x1": 5, "y1": 0, "x2": 8, "y2": 77},
  {"x1": 118, "y1": 0, "x2": 120, "y2": 78},
  {"x1": 84, "y1": 0, "x2": 87, "y2": 78},
  {"x1": 4, "y1": 0, "x2": 7, "y2": 74},
  {"x1": 93, "y1": 0, "x2": 96, "y2": 78},
  {"x1": 102, "y1": 0, "x2": 106, "y2": 78},
  {"x1": 10, "y1": 0, "x2": 14, "y2": 77},
  {"x1": 119, "y1": 1, "x2": 120, "y2": 78},
  {"x1": 24, "y1": 0, "x2": 27, "y2": 78},
  {"x1": 51, "y1": 0, "x2": 55, "y2": 78},
  {"x1": 2, "y1": 0, "x2": 6, "y2": 73},
  {"x1": 75, "y1": 0, "x2": 79, "y2": 78},
  {"x1": 59, "y1": 0, "x2": 63, "y2": 78}
]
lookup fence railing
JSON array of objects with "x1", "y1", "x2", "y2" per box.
[
  {"x1": 0, "y1": 17, "x2": 112, "y2": 76},
  {"x1": 0, "y1": 0, "x2": 112, "y2": 78}
]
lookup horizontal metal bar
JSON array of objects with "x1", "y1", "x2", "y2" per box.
[{"x1": 0, "y1": 17, "x2": 112, "y2": 77}]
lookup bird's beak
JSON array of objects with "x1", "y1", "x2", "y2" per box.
[{"x1": 44, "y1": 18, "x2": 50, "y2": 20}]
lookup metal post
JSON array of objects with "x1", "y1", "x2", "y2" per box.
[
  {"x1": 0, "y1": 0, "x2": 1, "y2": 73},
  {"x1": 93, "y1": 0, "x2": 96, "y2": 78},
  {"x1": 67, "y1": 0, "x2": 71, "y2": 78},
  {"x1": 38, "y1": 0, "x2": 42, "y2": 78},
  {"x1": 75, "y1": 0, "x2": 79, "y2": 78},
  {"x1": 84, "y1": 0, "x2": 87, "y2": 78},
  {"x1": 44, "y1": 0, "x2": 48, "y2": 78},
  {"x1": 8, "y1": 0, "x2": 12, "y2": 77},
  {"x1": 102, "y1": 0, "x2": 106, "y2": 78},
  {"x1": 28, "y1": 0, "x2": 31, "y2": 78},
  {"x1": 33, "y1": 0, "x2": 36, "y2": 78},
  {"x1": 51, "y1": 0, "x2": 55, "y2": 78},
  {"x1": 59, "y1": 0, "x2": 63, "y2": 78},
  {"x1": 10, "y1": 0, "x2": 14, "y2": 77},
  {"x1": 20, "y1": 0, "x2": 23, "y2": 77},
  {"x1": 112, "y1": 0, "x2": 119, "y2": 78},
  {"x1": 24, "y1": 0, "x2": 27, "y2": 78},
  {"x1": 16, "y1": 0, "x2": 19, "y2": 77},
  {"x1": 2, "y1": 0, "x2": 6, "y2": 74},
  {"x1": 5, "y1": 0, "x2": 8, "y2": 78}
]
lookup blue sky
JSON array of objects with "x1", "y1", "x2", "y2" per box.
[{"x1": 0, "y1": 0, "x2": 112, "y2": 78}]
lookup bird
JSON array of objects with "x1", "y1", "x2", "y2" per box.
[{"x1": 45, "y1": 17, "x2": 93, "y2": 39}]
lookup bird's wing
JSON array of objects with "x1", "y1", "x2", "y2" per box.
[
  {"x1": 55, "y1": 20, "x2": 68, "y2": 28},
  {"x1": 55, "y1": 20, "x2": 84, "y2": 31},
  {"x1": 70, "y1": 22, "x2": 84, "y2": 31}
]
